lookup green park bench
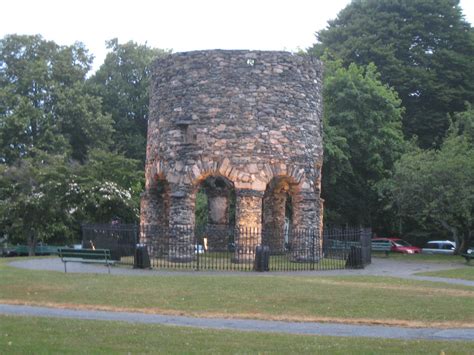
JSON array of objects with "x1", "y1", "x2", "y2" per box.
[
  {"x1": 371, "y1": 241, "x2": 392, "y2": 256},
  {"x1": 326, "y1": 240, "x2": 360, "y2": 253},
  {"x1": 57, "y1": 248, "x2": 115, "y2": 274}
]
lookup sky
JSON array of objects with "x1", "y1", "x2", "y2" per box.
[{"x1": 1, "y1": 0, "x2": 474, "y2": 73}]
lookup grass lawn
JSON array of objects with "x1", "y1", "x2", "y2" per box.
[
  {"x1": 372, "y1": 252, "x2": 469, "y2": 264},
  {"x1": 1, "y1": 258, "x2": 473, "y2": 328},
  {"x1": 417, "y1": 267, "x2": 474, "y2": 281},
  {"x1": 1, "y1": 315, "x2": 472, "y2": 354}
]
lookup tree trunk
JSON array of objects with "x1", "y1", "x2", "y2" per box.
[
  {"x1": 28, "y1": 230, "x2": 37, "y2": 256},
  {"x1": 458, "y1": 230, "x2": 472, "y2": 254},
  {"x1": 440, "y1": 220, "x2": 461, "y2": 254}
]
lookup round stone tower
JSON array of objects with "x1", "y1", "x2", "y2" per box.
[{"x1": 141, "y1": 50, "x2": 324, "y2": 262}]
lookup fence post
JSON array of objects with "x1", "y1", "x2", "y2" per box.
[
  {"x1": 311, "y1": 228, "x2": 315, "y2": 271},
  {"x1": 195, "y1": 226, "x2": 200, "y2": 271},
  {"x1": 135, "y1": 224, "x2": 139, "y2": 245}
]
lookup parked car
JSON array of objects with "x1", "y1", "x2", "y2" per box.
[
  {"x1": 422, "y1": 240, "x2": 456, "y2": 255},
  {"x1": 372, "y1": 238, "x2": 421, "y2": 254}
]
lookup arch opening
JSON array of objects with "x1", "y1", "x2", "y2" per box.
[
  {"x1": 262, "y1": 176, "x2": 298, "y2": 252},
  {"x1": 195, "y1": 175, "x2": 236, "y2": 251}
]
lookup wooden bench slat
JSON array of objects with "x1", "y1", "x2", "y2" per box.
[{"x1": 61, "y1": 257, "x2": 115, "y2": 264}]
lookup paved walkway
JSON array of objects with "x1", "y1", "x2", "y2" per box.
[
  {"x1": 8, "y1": 257, "x2": 474, "y2": 287},
  {"x1": 3, "y1": 257, "x2": 473, "y2": 341},
  {"x1": 1, "y1": 304, "x2": 473, "y2": 341}
]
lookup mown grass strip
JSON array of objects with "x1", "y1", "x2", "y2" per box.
[
  {"x1": 1, "y1": 258, "x2": 473, "y2": 327},
  {"x1": 0, "y1": 315, "x2": 472, "y2": 354},
  {"x1": 373, "y1": 253, "x2": 468, "y2": 264},
  {"x1": 416, "y1": 267, "x2": 474, "y2": 281}
]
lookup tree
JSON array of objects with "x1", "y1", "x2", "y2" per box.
[
  {"x1": 321, "y1": 58, "x2": 405, "y2": 227},
  {"x1": 0, "y1": 154, "x2": 78, "y2": 254},
  {"x1": 311, "y1": 0, "x2": 474, "y2": 147},
  {"x1": 0, "y1": 35, "x2": 141, "y2": 250},
  {"x1": 53, "y1": 83, "x2": 113, "y2": 162},
  {"x1": 75, "y1": 149, "x2": 143, "y2": 224},
  {"x1": 0, "y1": 34, "x2": 113, "y2": 163},
  {"x1": 87, "y1": 39, "x2": 168, "y2": 162},
  {"x1": 389, "y1": 106, "x2": 474, "y2": 253},
  {"x1": 0, "y1": 150, "x2": 143, "y2": 253}
]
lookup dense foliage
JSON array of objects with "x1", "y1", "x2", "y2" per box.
[
  {"x1": 87, "y1": 39, "x2": 168, "y2": 162},
  {"x1": 322, "y1": 59, "x2": 405, "y2": 226},
  {"x1": 313, "y1": 0, "x2": 474, "y2": 249},
  {"x1": 386, "y1": 107, "x2": 474, "y2": 253},
  {"x1": 0, "y1": 34, "x2": 112, "y2": 163},
  {"x1": 0, "y1": 35, "x2": 155, "y2": 252},
  {"x1": 311, "y1": 0, "x2": 474, "y2": 148}
]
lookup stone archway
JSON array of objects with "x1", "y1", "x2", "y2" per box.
[
  {"x1": 262, "y1": 176, "x2": 298, "y2": 252},
  {"x1": 195, "y1": 175, "x2": 235, "y2": 251}
]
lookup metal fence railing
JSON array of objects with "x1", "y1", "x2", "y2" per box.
[
  {"x1": 82, "y1": 224, "x2": 371, "y2": 272},
  {"x1": 81, "y1": 223, "x2": 137, "y2": 262}
]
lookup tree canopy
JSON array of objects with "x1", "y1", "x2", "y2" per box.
[
  {"x1": 0, "y1": 34, "x2": 113, "y2": 163},
  {"x1": 0, "y1": 35, "x2": 157, "y2": 252},
  {"x1": 321, "y1": 58, "x2": 405, "y2": 226},
  {"x1": 88, "y1": 39, "x2": 168, "y2": 162},
  {"x1": 0, "y1": 151, "x2": 142, "y2": 252},
  {"x1": 387, "y1": 106, "x2": 474, "y2": 252},
  {"x1": 311, "y1": 0, "x2": 474, "y2": 147}
]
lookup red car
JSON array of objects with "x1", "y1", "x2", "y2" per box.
[{"x1": 372, "y1": 238, "x2": 421, "y2": 254}]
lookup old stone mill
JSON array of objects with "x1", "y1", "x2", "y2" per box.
[{"x1": 126, "y1": 49, "x2": 370, "y2": 270}]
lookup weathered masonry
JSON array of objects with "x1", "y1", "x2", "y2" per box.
[{"x1": 140, "y1": 50, "x2": 324, "y2": 263}]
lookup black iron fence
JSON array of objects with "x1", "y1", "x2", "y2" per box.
[
  {"x1": 82, "y1": 224, "x2": 371, "y2": 272},
  {"x1": 81, "y1": 223, "x2": 137, "y2": 261}
]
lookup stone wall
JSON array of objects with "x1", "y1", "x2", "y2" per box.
[{"x1": 141, "y1": 50, "x2": 324, "y2": 262}]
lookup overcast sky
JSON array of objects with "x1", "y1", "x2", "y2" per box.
[{"x1": 1, "y1": 0, "x2": 473, "y2": 73}]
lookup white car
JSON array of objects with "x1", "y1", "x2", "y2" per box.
[{"x1": 422, "y1": 240, "x2": 456, "y2": 255}]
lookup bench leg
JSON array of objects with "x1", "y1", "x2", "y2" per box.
[
  {"x1": 63, "y1": 261, "x2": 67, "y2": 273},
  {"x1": 107, "y1": 262, "x2": 110, "y2": 274}
]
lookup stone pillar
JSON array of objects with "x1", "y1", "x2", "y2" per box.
[
  {"x1": 140, "y1": 183, "x2": 170, "y2": 257},
  {"x1": 234, "y1": 189, "x2": 263, "y2": 263},
  {"x1": 291, "y1": 191, "x2": 321, "y2": 262},
  {"x1": 140, "y1": 190, "x2": 155, "y2": 247},
  {"x1": 208, "y1": 195, "x2": 229, "y2": 224},
  {"x1": 262, "y1": 191, "x2": 287, "y2": 251},
  {"x1": 168, "y1": 184, "x2": 195, "y2": 262}
]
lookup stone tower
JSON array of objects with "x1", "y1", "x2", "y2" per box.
[{"x1": 140, "y1": 50, "x2": 324, "y2": 262}]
